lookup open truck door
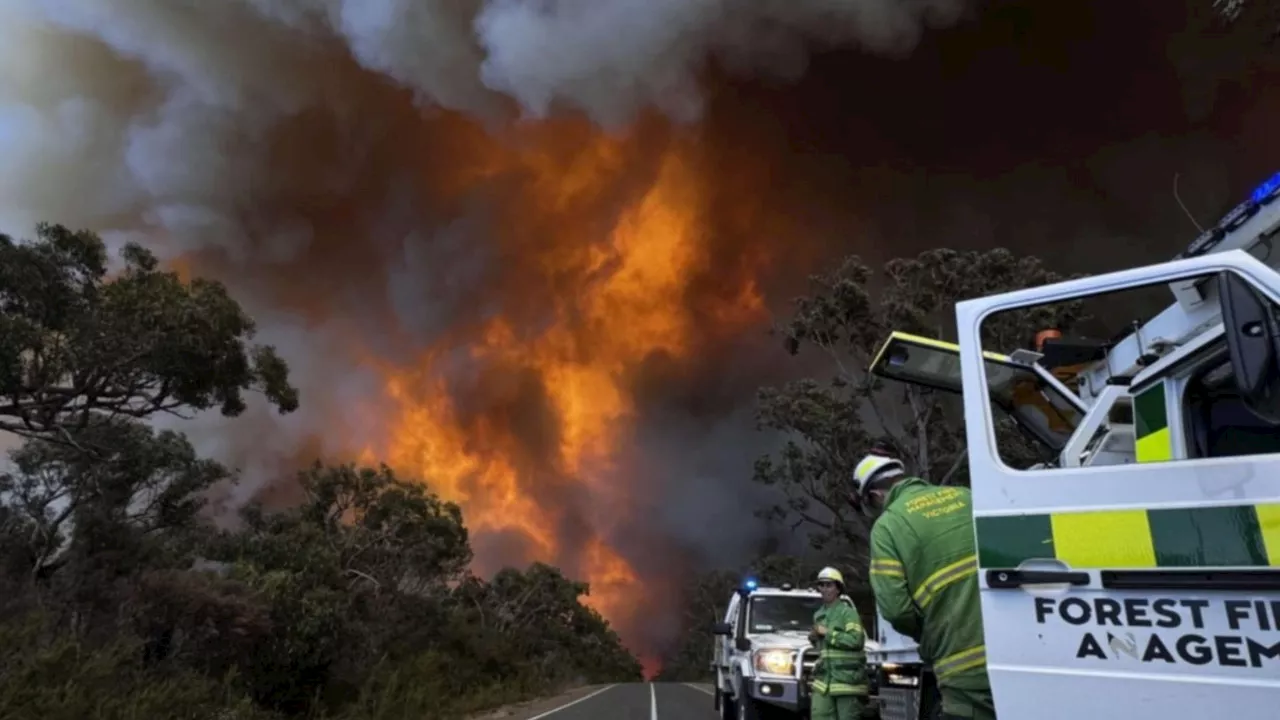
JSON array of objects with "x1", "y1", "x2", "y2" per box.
[
  {"x1": 869, "y1": 331, "x2": 1088, "y2": 465},
  {"x1": 950, "y1": 249, "x2": 1280, "y2": 719}
]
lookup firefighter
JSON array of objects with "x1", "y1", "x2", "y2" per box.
[
  {"x1": 853, "y1": 452, "x2": 996, "y2": 720},
  {"x1": 808, "y1": 566, "x2": 867, "y2": 720}
]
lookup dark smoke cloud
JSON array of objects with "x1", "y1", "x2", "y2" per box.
[{"x1": 3, "y1": 0, "x2": 1280, "y2": 659}]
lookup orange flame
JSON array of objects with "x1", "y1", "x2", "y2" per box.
[{"x1": 379, "y1": 118, "x2": 766, "y2": 652}]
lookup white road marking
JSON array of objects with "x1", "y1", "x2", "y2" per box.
[
  {"x1": 650, "y1": 682, "x2": 659, "y2": 720},
  {"x1": 684, "y1": 683, "x2": 715, "y2": 696},
  {"x1": 527, "y1": 684, "x2": 618, "y2": 720}
]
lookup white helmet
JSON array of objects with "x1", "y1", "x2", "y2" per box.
[
  {"x1": 852, "y1": 453, "x2": 905, "y2": 498},
  {"x1": 815, "y1": 566, "x2": 845, "y2": 588}
]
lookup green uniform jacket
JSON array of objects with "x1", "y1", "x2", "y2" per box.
[
  {"x1": 811, "y1": 600, "x2": 867, "y2": 696},
  {"x1": 869, "y1": 477, "x2": 990, "y2": 694}
]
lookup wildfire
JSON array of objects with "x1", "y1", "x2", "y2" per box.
[{"x1": 380, "y1": 117, "x2": 766, "y2": 650}]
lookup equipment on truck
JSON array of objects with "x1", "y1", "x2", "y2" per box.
[
  {"x1": 865, "y1": 169, "x2": 1280, "y2": 719},
  {"x1": 711, "y1": 579, "x2": 857, "y2": 720}
]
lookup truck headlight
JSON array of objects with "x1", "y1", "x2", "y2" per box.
[{"x1": 754, "y1": 648, "x2": 795, "y2": 676}]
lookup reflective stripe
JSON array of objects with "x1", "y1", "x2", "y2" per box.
[
  {"x1": 934, "y1": 645, "x2": 986, "y2": 679},
  {"x1": 812, "y1": 680, "x2": 868, "y2": 695},
  {"x1": 911, "y1": 555, "x2": 977, "y2": 608},
  {"x1": 977, "y1": 504, "x2": 1279, "y2": 568},
  {"x1": 1133, "y1": 384, "x2": 1172, "y2": 463},
  {"x1": 871, "y1": 558, "x2": 904, "y2": 578},
  {"x1": 1259, "y1": 504, "x2": 1280, "y2": 566},
  {"x1": 819, "y1": 681, "x2": 870, "y2": 691},
  {"x1": 1051, "y1": 508, "x2": 1155, "y2": 567},
  {"x1": 854, "y1": 456, "x2": 883, "y2": 480}
]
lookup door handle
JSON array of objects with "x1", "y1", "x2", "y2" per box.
[{"x1": 986, "y1": 569, "x2": 1090, "y2": 589}]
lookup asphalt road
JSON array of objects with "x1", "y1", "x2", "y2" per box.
[{"x1": 518, "y1": 682, "x2": 717, "y2": 720}]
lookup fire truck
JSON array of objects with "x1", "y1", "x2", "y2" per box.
[{"x1": 863, "y1": 168, "x2": 1280, "y2": 718}]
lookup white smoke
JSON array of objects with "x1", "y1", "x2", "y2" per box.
[
  {"x1": 0, "y1": 0, "x2": 967, "y2": 644},
  {"x1": 0, "y1": 0, "x2": 968, "y2": 449},
  {"x1": 0, "y1": 0, "x2": 966, "y2": 233}
]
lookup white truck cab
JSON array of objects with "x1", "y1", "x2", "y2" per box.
[
  {"x1": 712, "y1": 580, "x2": 855, "y2": 720},
  {"x1": 867, "y1": 169, "x2": 1280, "y2": 718}
]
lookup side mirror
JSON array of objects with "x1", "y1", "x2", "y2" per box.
[
  {"x1": 712, "y1": 622, "x2": 733, "y2": 636},
  {"x1": 1217, "y1": 272, "x2": 1280, "y2": 424}
]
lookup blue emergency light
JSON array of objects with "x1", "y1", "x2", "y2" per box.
[
  {"x1": 744, "y1": 578, "x2": 758, "y2": 591},
  {"x1": 1251, "y1": 170, "x2": 1280, "y2": 205},
  {"x1": 1179, "y1": 169, "x2": 1280, "y2": 259}
]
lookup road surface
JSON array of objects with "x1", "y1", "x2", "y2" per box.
[{"x1": 484, "y1": 682, "x2": 719, "y2": 720}]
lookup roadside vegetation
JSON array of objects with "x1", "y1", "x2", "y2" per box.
[{"x1": 0, "y1": 224, "x2": 642, "y2": 720}]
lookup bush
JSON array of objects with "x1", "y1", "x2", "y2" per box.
[{"x1": 0, "y1": 225, "x2": 642, "y2": 719}]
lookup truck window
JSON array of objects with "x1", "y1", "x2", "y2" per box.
[
  {"x1": 870, "y1": 332, "x2": 1085, "y2": 466},
  {"x1": 1184, "y1": 352, "x2": 1280, "y2": 458},
  {"x1": 747, "y1": 595, "x2": 822, "y2": 633}
]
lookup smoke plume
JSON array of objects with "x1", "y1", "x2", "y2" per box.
[
  {"x1": 0, "y1": 0, "x2": 974, "y2": 661},
  {"x1": 4, "y1": 0, "x2": 1279, "y2": 663}
]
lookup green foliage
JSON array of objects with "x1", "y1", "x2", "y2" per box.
[
  {"x1": 0, "y1": 613, "x2": 275, "y2": 720},
  {"x1": 0, "y1": 225, "x2": 641, "y2": 720},
  {"x1": 0, "y1": 223, "x2": 298, "y2": 443}
]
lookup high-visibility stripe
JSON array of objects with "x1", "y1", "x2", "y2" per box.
[
  {"x1": 934, "y1": 645, "x2": 985, "y2": 679},
  {"x1": 977, "y1": 502, "x2": 1280, "y2": 568},
  {"x1": 1258, "y1": 503, "x2": 1280, "y2": 567},
  {"x1": 1133, "y1": 384, "x2": 1173, "y2": 463},
  {"x1": 812, "y1": 681, "x2": 869, "y2": 695},
  {"x1": 1050, "y1": 509, "x2": 1156, "y2": 568},
  {"x1": 911, "y1": 555, "x2": 977, "y2": 608},
  {"x1": 871, "y1": 557, "x2": 905, "y2": 578}
]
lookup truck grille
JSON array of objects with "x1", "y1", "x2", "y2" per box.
[
  {"x1": 800, "y1": 648, "x2": 819, "y2": 680},
  {"x1": 877, "y1": 687, "x2": 922, "y2": 720}
]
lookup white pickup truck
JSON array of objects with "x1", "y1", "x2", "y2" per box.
[
  {"x1": 712, "y1": 580, "x2": 866, "y2": 720},
  {"x1": 867, "y1": 609, "x2": 941, "y2": 720},
  {"x1": 712, "y1": 581, "x2": 824, "y2": 720}
]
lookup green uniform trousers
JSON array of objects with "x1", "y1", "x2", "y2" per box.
[
  {"x1": 940, "y1": 686, "x2": 996, "y2": 720},
  {"x1": 810, "y1": 692, "x2": 863, "y2": 720}
]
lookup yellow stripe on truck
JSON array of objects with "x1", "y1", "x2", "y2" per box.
[
  {"x1": 1050, "y1": 508, "x2": 1157, "y2": 568},
  {"x1": 1133, "y1": 383, "x2": 1173, "y2": 463},
  {"x1": 1257, "y1": 503, "x2": 1280, "y2": 567},
  {"x1": 1134, "y1": 427, "x2": 1173, "y2": 462}
]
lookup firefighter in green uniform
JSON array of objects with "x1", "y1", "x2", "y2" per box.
[
  {"x1": 808, "y1": 566, "x2": 867, "y2": 720},
  {"x1": 853, "y1": 452, "x2": 996, "y2": 720}
]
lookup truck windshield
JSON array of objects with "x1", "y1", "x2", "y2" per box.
[{"x1": 748, "y1": 595, "x2": 822, "y2": 633}]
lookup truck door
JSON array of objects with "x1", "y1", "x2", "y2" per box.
[
  {"x1": 719, "y1": 594, "x2": 740, "y2": 672},
  {"x1": 868, "y1": 331, "x2": 1087, "y2": 465},
  {"x1": 954, "y1": 250, "x2": 1280, "y2": 719}
]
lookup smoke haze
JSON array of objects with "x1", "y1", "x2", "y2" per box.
[{"x1": 2, "y1": 0, "x2": 1279, "y2": 661}]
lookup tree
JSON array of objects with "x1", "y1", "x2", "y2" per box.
[
  {"x1": 0, "y1": 223, "x2": 297, "y2": 444},
  {"x1": 212, "y1": 464, "x2": 473, "y2": 712},
  {"x1": 0, "y1": 220, "x2": 646, "y2": 720},
  {"x1": 449, "y1": 563, "x2": 644, "y2": 686},
  {"x1": 0, "y1": 420, "x2": 230, "y2": 594},
  {"x1": 754, "y1": 249, "x2": 1081, "y2": 571}
]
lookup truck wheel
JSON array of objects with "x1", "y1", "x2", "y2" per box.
[{"x1": 736, "y1": 696, "x2": 761, "y2": 720}]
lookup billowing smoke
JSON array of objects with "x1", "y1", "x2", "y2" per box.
[
  {"x1": 0, "y1": 0, "x2": 974, "y2": 660},
  {"x1": 4, "y1": 0, "x2": 1278, "y2": 663}
]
